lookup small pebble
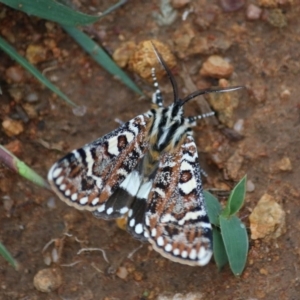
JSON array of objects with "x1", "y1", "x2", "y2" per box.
[
  {"x1": 233, "y1": 119, "x2": 244, "y2": 134},
  {"x1": 133, "y1": 270, "x2": 143, "y2": 281},
  {"x1": 265, "y1": 8, "x2": 287, "y2": 28},
  {"x1": 277, "y1": 157, "x2": 292, "y2": 171},
  {"x1": 128, "y1": 40, "x2": 176, "y2": 82},
  {"x1": 47, "y1": 197, "x2": 56, "y2": 209},
  {"x1": 51, "y1": 248, "x2": 59, "y2": 263},
  {"x1": 225, "y1": 150, "x2": 244, "y2": 180},
  {"x1": 280, "y1": 89, "x2": 291, "y2": 101},
  {"x1": 200, "y1": 55, "x2": 234, "y2": 79},
  {"x1": 246, "y1": 180, "x2": 255, "y2": 192},
  {"x1": 113, "y1": 41, "x2": 136, "y2": 68},
  {"x1": 16, "y1": 105, "x2": 29, "y2": 123},
  {"x1": 220, "y1": 0, "x2": 245, "y2": 12},
  {"x1": 26, "y1": 44, "x2": 47, "y2": 64},
  {"x1": 171, "y1": 0, "x2": 190, "y2": 8},
  {"x1": 246, "y1": 4, "x2": 262, "y2": 20},
  {"x1": 258, "y1": 0, "x2": 293, "y2": 7},
  {"x1": 250, "y1": 84, "x2": 267, "y2": 103},
  {"x1": 4, "y1": 139, "x2": 22, "y2": 155},
  {"x1": 259, "y1": 268, "x2": 268, "y2": 275},
  {"x1": 157, "y1": 292, "x2": 204, "y2": 300},
  {"x1": 43, "y1": 255, "x2": 52, "y2": 266},
  {"x1": 8, "y1": 87, "x2": 24, "y2": 103},
  {"x1": 153, "y1": 0, "x2": 178, "y2": 26},
  {"x1": 2, "y1": 196, "x2": 14, "y2": 212},
  {"x1": 116, "y1": 266, "x2": 128, "y2": 279},
  {"x1": 6, "y1": 66, "x2": 24, "y2": 83},
  {"x1": 33, "y1": 268, "x2": 63, "y2": 293},
  {"x1": 249, "y1": 194, "x2": 286, "y2": 240},
  {"x1": 22, "y1": 103, "x2": 38, "y2": 119},
  {"x1": 72, "y1": 105, "x2": 87, "y2": 117},
  {"x1": 2, "y1": 119, "x2": 24, "y2": 137},
  {"x1": 25, "y1": 92, "x2": 39, "y2": 103}
]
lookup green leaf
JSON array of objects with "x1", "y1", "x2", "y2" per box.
[
  {"x1": 0, "y1": 36, "x2": 77, "y2": 107},
  {"x1": 0, "y1": 242, "x2": 19, "y2": 270},
  {"x1": 0, "y1": 145, "x2": 50, "y2": 189},
  {"x1": 219, "y1": 215, "x2": 248, "y2": 276},
  {"x1": 63, "y1": 26, "x2": 143, "y2": 95},
  {"x1": 222, "y1": 175, "x2": 247, "y2": 217},
  {"x1": 213, "y1": 228, "x2": 228, "y2": 270},
  {"x1": 204, "y1": 190, "x2": 222, "y2": 226},
  {"x1": 0, "y1": 0, "x2": 99, "y2": 26}
]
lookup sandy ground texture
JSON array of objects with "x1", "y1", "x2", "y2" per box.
[{"x1": 0, "y1": 0, "x2": 300, "y2": 299}]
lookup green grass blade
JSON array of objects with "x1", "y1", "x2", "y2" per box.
[
  {"x1": 0, "y1": 0, "x2": 99, "y2": 26},
  {"x1": 213, "y1": 228, "x2": 228, "y2": 270},
  {"x1": 222, "y1": 175, "x2": 247, "y2": 217},
  {"x1": 63, "y1": 26, "x2": 143, "y2": 95},
  {"x1": 204, "y1": 190, "x2": 222, "y2": 226},
  {"x1": 0, "y1": 145, "x2": 50, "y2": 189},
  {"x1": 0, "y1": 242, "x2": 19, "y2": 270},
  {"x1": 100, "y1": 0, "x2": 127, "y2": 18},
  {"x1": 0, "y1": 36, "x2": 77, "y2": 107},
  {"x1": 219, "y1": 215, "x2": 248, "y2": 276}
]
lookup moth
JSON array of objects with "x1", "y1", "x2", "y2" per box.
[{"x1": 48, "y1": 47, "x2": 242, "y2": 266}]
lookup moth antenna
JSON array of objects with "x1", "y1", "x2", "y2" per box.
[
  {"x1": 151, "y1": 41, "x2": 179, "y2": 103},
  {"x1": 181, "y1": 86, "x2": 245, "y2": 106}
]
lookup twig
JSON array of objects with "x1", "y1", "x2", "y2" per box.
[
  {"x1": 77, "y1": 248, "x2": 109, "y2": 263},
  {"x1": 60, "y1": 261, "x2": 82, "y2": 267}
]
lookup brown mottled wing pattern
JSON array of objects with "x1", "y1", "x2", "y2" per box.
[
  {"x1": 48, "y1": 114, "x2": 151, "y2": 217},
  {"x1": 144, "y1": 135, "x2": 213, "y2": 266}
]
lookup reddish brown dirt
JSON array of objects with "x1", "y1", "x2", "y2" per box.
[{"x1": 0, "y1": 1, "x2": 300, "y2": 299}]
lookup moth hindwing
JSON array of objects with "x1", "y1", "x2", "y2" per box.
[{"x1": 48, "y1": 47, "x2": 243, "y2": 266}]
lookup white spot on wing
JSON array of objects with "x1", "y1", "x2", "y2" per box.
[
  {"x1": 151, "y1": 228, "x2": 157, "y2": 237},
  {"x1": 79, "y1": 196, "x2": 88, "y2": 205},
  {"x1": 181, "y1": 250, "x2": 188, "y2": 258},
  {"x1": 85, "y1": 149, "x2": 94, "y2": 177},
  {"x1": 106, "y1": 207, "x2": 113, "y2": 215},
  {"x1": 91, "y1": 197, "x2": 99, "y2": 205},
  {"x1": 145, "y1": 215, "x2": 150, "y2": 226},
  {"x1": 120, "y1": 207, "x2": 129, "y2": 214},
  {"x1": 107, "y1": 136, "x2": 120, "y2": 156},
  {"x1": 165, "y1": 244, "x2": 172, "y2": 252},
  {"x1": 137, "y1": 181, "x2": 153, "y2": 199},
  {"x1": 178, "y1": 210, "x2": 207, "y2": 226},
  {"x1": 173, "y1": 248, "x2": 180, "y2": 256},
  {"x1": 157, "y1": 236, "x2": 164, "y2": 247},
  {"x1": 96, "y1": 178, "x2": 103, "y2": 189},
  {"x1": 120, "y1": 171, "x2": 141, "y2": 196},
  {"x1": 152, "y1": 187, "x2": 165, "y2": 198},
  {"x1": 59, "y1": 184, "x2": 66, "y2": 191},
  {"x1": 55, "y1": 176, "x2": 64, "y2": 185},
  {"x1": 71, "y1": 193, "x2": 77, "y2": 201},
  {"x1": 97, "y1": 204, "x2": 105, "y2": 212},
  {"x1": 197, "y1": 247, "x2": 212, "y2": 266},
  {"x1": 135, "y1": 224, "x2": 143, "y2": 234},
  {"x1": 160, "y1": 213, "x2": 176, "y2": 223},
  {"x1": 52, "y1": 167, "x2": 62, "y2": 178},
  {"x1": 129, "y1": 219, "x2": 135, "y2": 227},
  {"x1": 189, "y1": 248, "x2": 197, "y2": 260}
]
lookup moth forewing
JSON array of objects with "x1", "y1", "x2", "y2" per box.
[
  {"x1": 144, "y1": 135, "x2": 213, "y2": 266},
  {"x1": 48, "y1": 114, "x2": 151, "y2": 216}
]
